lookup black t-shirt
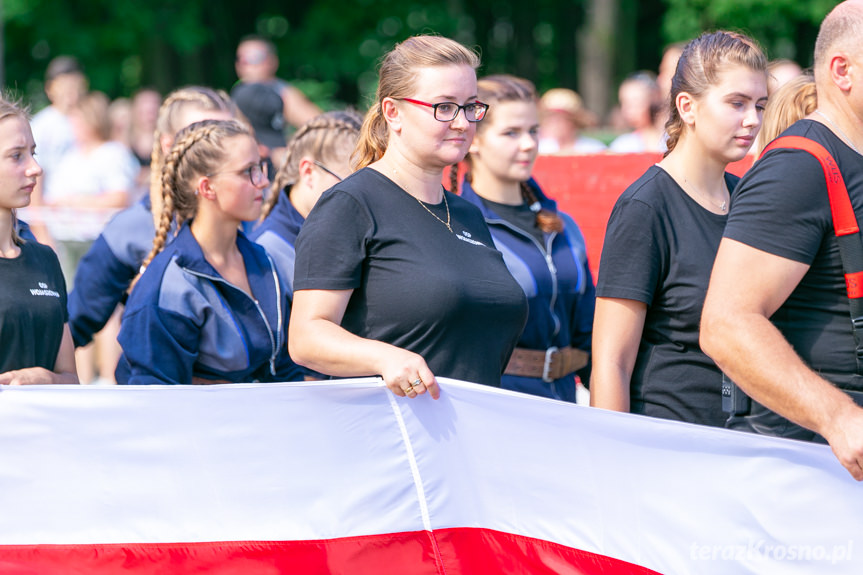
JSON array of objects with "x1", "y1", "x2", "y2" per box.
[
  {"x1": 294, "y1": 167, "x2": 528, "y2": 387},
  {"x1": 597, "y1": 165, "x2": 739, "y2": 426},
  {"x1": 725, "y1": 120, "x2": 863, "y2": 396},
  {"x1": 478, "y1": 196, "x2": 545, "y2": 246},
  {"x1": 0, "y1": 240, "x2": 68, "y2": 373}
]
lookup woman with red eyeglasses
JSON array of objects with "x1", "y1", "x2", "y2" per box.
[{"x1": 289, "y1": 36, "x2": 527, "y2": 398}]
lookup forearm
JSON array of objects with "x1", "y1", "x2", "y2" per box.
[
  {"x1": 589, "y1": 362, "x2": 632, "y2": 412},
  {"x1": 0, "y1": 367, "x2": 79, "y2": 385},
  {"x1": 289, "y1": 317, "x2": 404, "y2": 378},
  {"x1": 702, "y1": 309, "x2": 852, "y2": 438},
  {"x1": 589, "y1": 297, "x2": 644, "y2": 412}
]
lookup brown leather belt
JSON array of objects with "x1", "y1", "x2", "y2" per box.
[{"x1": 505, "y1": 346, "x2": 589, "y2": 382}]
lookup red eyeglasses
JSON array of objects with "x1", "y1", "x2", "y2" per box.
[{"x1": 398, "y1": 98, "x2": 489, "y2": 122}]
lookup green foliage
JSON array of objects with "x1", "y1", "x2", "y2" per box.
[
  {"x1": 0, "y1": 0, "x2": 843, "y2": 115},
  {"x1": 662, "y1": 0, "x2": 838, "y2": 62}
]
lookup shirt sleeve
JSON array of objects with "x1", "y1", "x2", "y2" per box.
[
  {"x1": 596, "y1": 196, "x2": 665, "y2": 305},
  {"x1": 68, "y1": 236, "x2": 137, "y2": 347},
  {"x1": 724, "y1": 149, "x2": 831, "y2": 265},
  {"x1": 118, "y1": 304, "x2": 201, "y2": 385},
  {"x1": 293, "y1": 190, "x2": 374, "y2": 291}
]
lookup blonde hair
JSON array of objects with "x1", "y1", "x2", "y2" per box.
[
  {"x1": 353, "y1": 35, "x2": 481, "y2": 170},
  {"x1": 757, "y1": 72, "x2": 817, "y2": 154},
  {"x1": 665, "y1": 31, "x2": 767, "y2": 155},
  {"x1": 457, "y1": 74, "x2": 564, "y2": 234},
  {"x1": 133, "y1": 120, "x2": 251, "y2": 288},
  {"x1": 149, "y1": 87, "x2": 238, "y2": 204},
  {"x1": 74, "y1": 91, "x2": 112, "y2": 142},
  {"x1": 0, "y1": 96, "x2": 32, "y2": 246},
  {"x1": 262, "y1": 110, "x2": 362, "y2": 220}
]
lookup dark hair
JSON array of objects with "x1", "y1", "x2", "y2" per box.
[
  {"x1": 353, "y1": 35, "x2": 481, "y2": 170},
  {"x1": 620, "y1": 71, "x2": 663, "y2": 123},
  {"x1": 262, "y1": 110, "x2": 362, "y2": 219},
  {"x1": 45, "y1": 56, "x2": 82, "y2": 84},
  {"x1": 457, "y1": 74, "x2": 563, "y2": 234},
  {"x1": 664, "y1": 31, "x2": 767, "y2": 155}
]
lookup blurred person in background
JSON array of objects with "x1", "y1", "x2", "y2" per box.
[
  {"x1": 657, "y1": 42, "x2": 687, "y2": 103},
  {"x1": 43, "y1": 91, "x2": 139, "y2": 385},
  {"x1": 756, "y1": 72, "x2": 816, "y2": 154},
  {"x1": 252, "y1": 110, "x2": 362, "y2": 296},
  {"x1": 609, "y1": 71, "x2": 667, "y2": 153},
  {"x1": 26, "y1": 56, "x2": 88, "y2": 243},
  {"x1": 68, "y1": 87, "x2": 237, "y2": 384},
  {"x1": 537, "y1": 88, "x2": 606, "y2": 154},
  {"x1": 234, "y1": 35, "x2": 321, "y2": 130},
  {"x1": 128, "y1": 88, "x2": 162, "y2": 196},
  {"x1": 767, "y1": 58, "x2": 804, "y2": 95},
  {"x1": 232, "y1": 81, "x2": 289, "y2": 174}
]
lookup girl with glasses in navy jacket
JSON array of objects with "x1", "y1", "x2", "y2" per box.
[{"x1": 116, "y1": 119, "x2": 301, "y2": 385}]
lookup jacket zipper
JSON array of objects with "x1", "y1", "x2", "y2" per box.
[
  {"x1": 489, "y1": 218, "x2": 561, "y2": 339},
  {"x1": 183, "y1": 263, "x2": 281, "y2": 377}
]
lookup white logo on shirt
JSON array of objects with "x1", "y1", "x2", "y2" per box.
[
  {"x1": 30, "y1": 281, "x2": 60, "y2": 298},
  {"x1": 456, "y1": 231, "x2": 485, "y2": 246}
]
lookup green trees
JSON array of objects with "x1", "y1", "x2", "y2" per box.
[{"x1": 2, "y1": 0, "x2": 839, "y2": 118}]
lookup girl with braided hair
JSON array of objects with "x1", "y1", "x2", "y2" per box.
[
  {"x1": 116, "y1": 119, "x2": 302, "y2": 385},
  {"x1": 250, "y1": 110, "x2": 362, "y2": 296},
  {"x1": 67, "y1": 87, "x2": 236, "y2": 384},
  {"x1": 457, "y1": 74, "x2": 595, "y2": 402}
]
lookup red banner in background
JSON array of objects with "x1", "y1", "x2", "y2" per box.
[{"x1": 531, "y1": 153, "x2": 755, "y2": 278}]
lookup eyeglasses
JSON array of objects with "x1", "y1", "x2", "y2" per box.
[
  {"x1": 313, "y1": 160, "x2": 343, "y2": 182},
  {"x1": 207, "y1": 160, "x2": 268, "y2": 186},
  {"x1": 399, "y1": 98, "x2": 489, "y2": 123}
]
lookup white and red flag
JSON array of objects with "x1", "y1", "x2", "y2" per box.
[{"x1": 0, "y1": 378, "x2": 859, "y2": 574}]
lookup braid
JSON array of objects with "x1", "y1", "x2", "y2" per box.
[
  {"x1": 262, "y1": 110, "x2": 362, "y2": 220},
  {"x1": 520, "y1": 182, "x2": 564, "y2": 234},
  {"x1": 448, "y1": 164, "x2": 460, "y2": 194},
  {"x1": 262, "y1": 120, "x2": 318, "y2": 220}
]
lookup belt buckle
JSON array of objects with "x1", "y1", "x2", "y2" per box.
[{"x1": 542, "y1": 346, "x2": 559, "y2": 383}]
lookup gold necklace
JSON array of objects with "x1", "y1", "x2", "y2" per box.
[
  {"x1": 683, "y1": 177, "x2": 728, "y2": 213},
  {"x1": 389, "y1": 167, "x2": 453, "y2": 233},
  {"x1": 413, "y1": 189, "x2": 452, "y2": 233}
]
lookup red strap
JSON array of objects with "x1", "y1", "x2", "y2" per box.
[
  {"x1": 761, "y1": 136, "x2": 857, "y2": 236},
  {"x1": 846, "y1": 270, "x2": 863, "y2": 299}
]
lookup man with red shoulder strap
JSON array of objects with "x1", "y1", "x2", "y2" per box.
[{"x1": 701, "y1": 0, "x2": 863, "y2": 480}]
